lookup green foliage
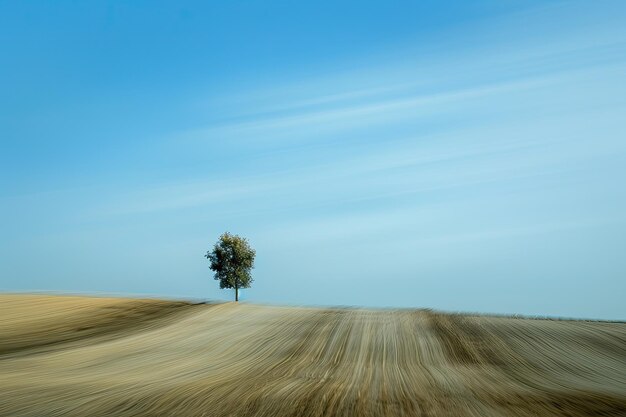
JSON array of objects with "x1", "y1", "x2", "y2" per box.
[{"x1": 205, "y1": 232, "x2": 256, "y2": 301}]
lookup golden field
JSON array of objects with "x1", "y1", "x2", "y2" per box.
[{"x1": 0, "y1": 294, "x2": 624, "y2": 416}]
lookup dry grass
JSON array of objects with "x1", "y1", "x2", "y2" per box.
[
  {"x1": 0, "y1": 294, "x2": 624, "y2": 416},
  {"x1": 0, "y1": 294, "x2": 199, "y2": 358}
]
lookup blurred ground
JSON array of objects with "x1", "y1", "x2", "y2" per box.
[{"x1": 0, "y1": 294, "x2": 624, "y2": 416}]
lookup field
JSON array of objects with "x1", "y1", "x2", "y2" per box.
[{"x1": 0, "y1": 294, "x2": 624, "y2": 416}]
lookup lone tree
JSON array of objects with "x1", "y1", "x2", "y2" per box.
[{"x1": 205, "y1": 232, "x2": 256, "y2": 302}]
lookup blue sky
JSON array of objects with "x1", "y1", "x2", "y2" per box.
[{"x1": 1, "y1": 0, "x2": 625, "y2": 319}]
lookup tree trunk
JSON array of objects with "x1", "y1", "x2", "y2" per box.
[{"x1": 235, "y1": 285, "x2": 239, "y2": 302}]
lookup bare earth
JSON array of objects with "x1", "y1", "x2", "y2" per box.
[{"x1": 0, "y1": 294, "x2": 624, "y2": 417}]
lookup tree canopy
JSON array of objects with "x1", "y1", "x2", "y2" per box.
[{"x1": 205, "y1": 232, "x2": 255, "y2": 301}]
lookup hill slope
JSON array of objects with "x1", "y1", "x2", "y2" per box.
[{"x1": 0, "y1": 294, "x2": 624, "y2": 416}]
